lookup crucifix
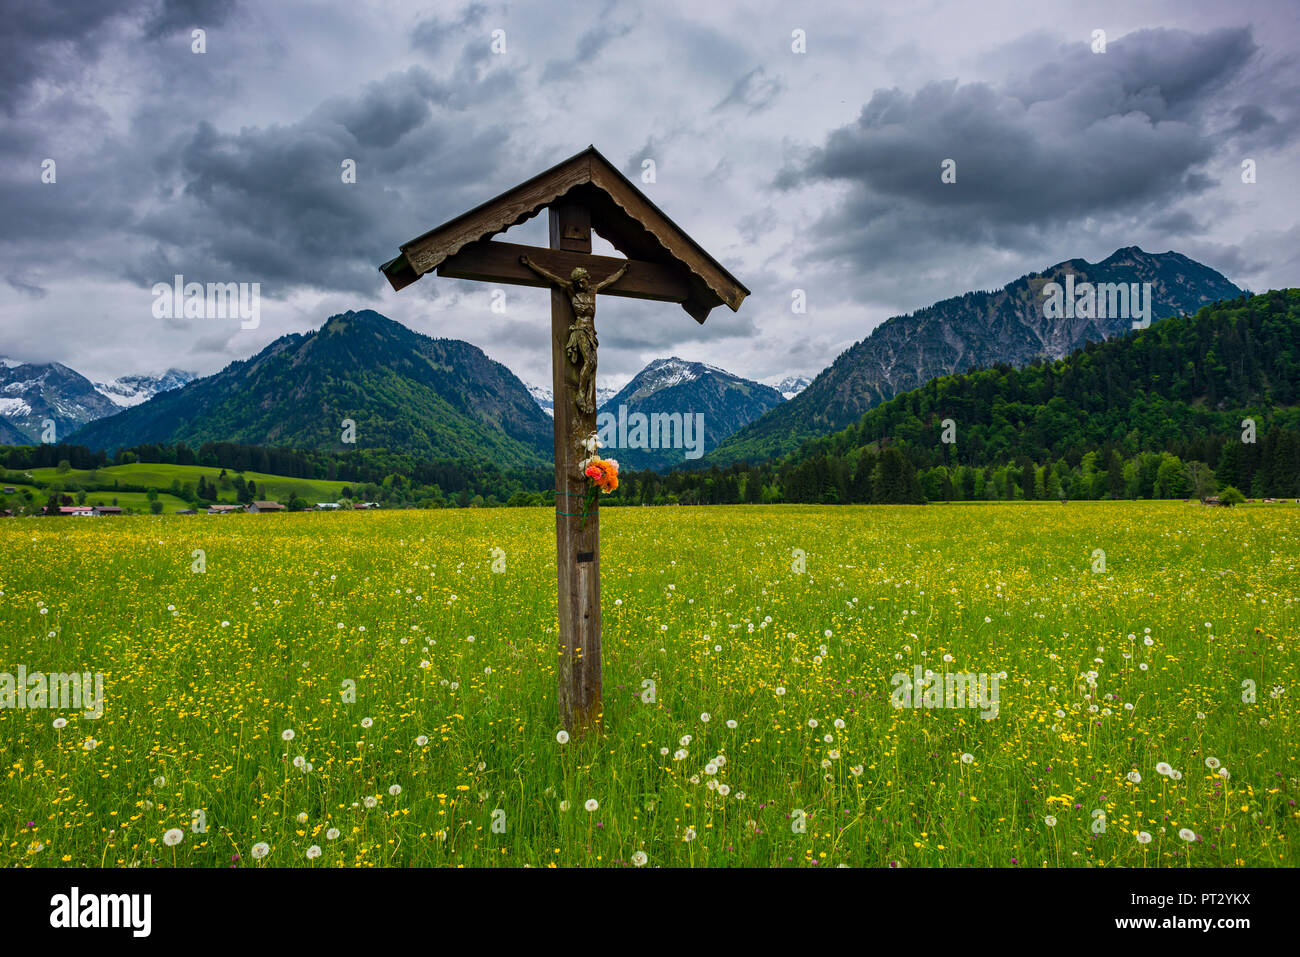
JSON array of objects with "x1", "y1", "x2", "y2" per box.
[
  {"x1": 519, "y1": 255, "x2": 628, "y2": 415},
  {"x1": 379, "y1": 146, "x2": 748, "y2": 734}
]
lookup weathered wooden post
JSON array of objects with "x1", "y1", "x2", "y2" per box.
[
  {"x1": 547, "y1": 199, "x2": 602, "y2": 730},
  {"x1": 378, "y1": 146, "x2": 748, "y2": 733}
]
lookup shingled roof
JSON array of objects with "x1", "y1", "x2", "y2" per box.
[{"x1": 378, "y1": 145, "x2": 749, "y2": 323}]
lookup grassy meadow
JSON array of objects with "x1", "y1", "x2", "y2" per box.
[
  {"x1": 23, "y1": 463, "x2": 353, "y2": 508},
  {"x1": 0, "y1": 502, "x2": 1296, "y2": 867}
]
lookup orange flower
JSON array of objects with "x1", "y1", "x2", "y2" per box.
[{"x1": 583, "y1": 458, "x2": 619, "y2": 494}]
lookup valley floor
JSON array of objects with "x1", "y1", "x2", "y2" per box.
[{"x1": 1, "y1": 502, "x2": 1296, "y2": 867}]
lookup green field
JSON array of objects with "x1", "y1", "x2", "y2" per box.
[
  {"x1": 24, "y1": 463, "x2": 353, "y2": 510},
  {"x1": 0, "y1": 502, "x2": 1296, "y2": 867}
]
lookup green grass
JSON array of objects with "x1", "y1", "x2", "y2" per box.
[
  {"x1": 0, "y1": 502, "x2": 1295, "y2": 868},
  {"x1": 28, "y1": 463, "x2": 352, "y2": 503}
]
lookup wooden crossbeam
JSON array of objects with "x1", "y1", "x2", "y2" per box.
[{"x1": 436, "y1": 240, "x2": 692, "y2": 304}]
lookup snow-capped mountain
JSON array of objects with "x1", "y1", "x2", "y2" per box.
[
  {"x1": 0, "y1": 359, "x2": 120, "y2": 442},
  {"x1": 94, "y1": 369, "x2": 198, "y2": 408},
  {"x1": 768, "y1": 375, "x2": 811, "y2": 400},
  {"x1": 526, "y1": 382, "x2": 619, "y2": 418},
  {"x1": 606, "y1": 357, "x2": 735, "y2": 405},
  {"x1": 0, "y1": 356, "x2": 198, "y2": 443},
  {"x1": 596, "y1": 357, "x2": 785, "y2": 471}
]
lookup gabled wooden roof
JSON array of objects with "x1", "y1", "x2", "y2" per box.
[{"x1": 378, "y1": 146, "x2": 748, "y2": 323}]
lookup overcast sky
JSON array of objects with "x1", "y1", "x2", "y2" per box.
[{"x1": 1, "y1": 0, "x2": 1297, "y2": 392}]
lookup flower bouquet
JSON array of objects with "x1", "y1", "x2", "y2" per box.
[{"x1": 576, "y1": 432, "x2": 618, "y2": 526}]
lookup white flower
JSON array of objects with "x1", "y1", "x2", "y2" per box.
[
  {"x1": 1219, "y1": 768, "x2": 1230, "y2": 780},
  {"x1": 293, "y1": 756, "x2": 306, "y2": 769},
  {"x1": 281, "y1": 729, "x2": 295, "y2": 741},
  {"x1": 1155, "y1": 762, "x2": 1173, "y2": 776},
  {"x1": 717, "y1": 784, "x2": 731, "y2": 797},
  {"x1": 52, "y1": 717, "x2": 67, "y2": 729},
  {"x1": 961, "y1": 753, "x2": 974, "y2": 764},
  {"x1": 415, "y1": 735, "x2": 428, "y2": 746},
  {"x1": 556, "y1": 730, "x2": 570, "y2": 744},
  {"x1": 1136, "y1": 832, "x2": 1152, "y2": 844},
  {"x1": 584, "y1": 799, "x2": 598, "y2": 812},
  {"x1": 659, "y1": 747, "x2": 669, "y2": 756},
  {"x1": 364, "y1": 796, "x2": 378, "y2": 809},
  {"x1": 1178, "y1": 828, "x2": 1196, "y2": 842},
  {"x1": 296, "y1": 812, "x2": 308, "y2": 824},
  {"x1": 326, "y1": 828, "x2": 340, "y2": 840},
  {"x1": 679, "y1": 734, "x2": 692, "y2": 747},
  {"x1": 360, "y1": 717, "x2": 373, "y2": 729},
  {"x1": 683, "y1": 827, "x2": 696, "y2": 842},
  {"x1": 674, "y1": 749, "x2": 688, "y2": 760},
  {"x1": 828, "y1": 749, "x2": 841, "y2": 760},
  {"x1": 726, "y1": 720, "x2": 738, "y2": 729},
  {"x1": 704, "y1": 763, "x2": 718, "y2": 775},
  {"x1": 850, "y1": 765, "x2": 864, "y2": 777},
  {"x1": 389, "y1": 784, "x2": 402, "y2": 796},
  {"x1": 306, "y1": 845, "x2": 322, "y2": 859},
  {"x1": 251, "y1": 842, "x2": 270, "y2": 859},
  {"x1": 1127, "y1": 771, "x2": 1142, "y2": 783},
  {"x1": 700, "y1": 712, "x2": 711, "y2": 723},
  {"x1": 1205, "y1": 757, "x2": 1221, "y2": 770},
  {"x1": 631, "y1": 850, "x2": 648, "y2": 866},
  {"x1": 775, "y1": 686, "x2": 786, "y2": 696},
  {"x1": 807, "y1": 718, "x2": 818, "y2": 729},
  {"x1": 1169, "y1": 769, "x2": 1183, "y2": 781},
  {"x1": 163, "y1": 828, "x2": 184, "y2": 846},
  {"x1": 559, "y1": 800, "x2": 570, "y2": 812},
  {"x1": 1044, "y1": 816, "x2": 1057, "y2": 827}
]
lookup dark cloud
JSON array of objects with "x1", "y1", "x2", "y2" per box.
[
  {"x1": 541, "y1": 11, "x2": 633, "y2": 82},
  {"x1": 0, "y1": 3, "x2": 1295, "y2": 390},
  {"x1": 780, "y1": 27, "x2": 1289, "y2": 286},
  {"x1": 411, "y1": 2, "x2": 490, "y2": 56},
  {"x1": 0, "y1": 0, "x2": 136, "y2": 114},
  {"x1": 713, "y1": 66, "x2": 783, "y2": 114},
  {"x1": 5, "y1": 275, "x2": 46, "y2": 299},
  {"x1": 142, "y1": 0, "x2": 237, "y2": 40}
]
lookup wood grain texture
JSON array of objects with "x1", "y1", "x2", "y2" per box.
[
  {"x1": 436, "y1": 240, "x2": 692, "y2": 303},
  {"x1": 549, "y1": 201, "x2": 602, "y2": 735}
]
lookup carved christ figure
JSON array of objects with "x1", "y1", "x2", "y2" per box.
[{"x1": 520, "y1": 255, "x2": 629, "y2": 415}]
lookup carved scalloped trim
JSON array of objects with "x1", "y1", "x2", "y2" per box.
[
  {"x1": 402, "y1": 175, "x2": 742, "y2": 316},
  {"x1": 590, "y1": 181, "x2": 741, "y2": 312}
]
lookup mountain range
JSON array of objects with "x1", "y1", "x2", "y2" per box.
[
  {"x1": 0, "y1": 356, "x2": 196, "y2": 443},
  {"x1": 596, "y1": 357, "x2": 786, "y2": 470},
  {"x1": 708, "y1": 247, "x2": 1244, "y2": 465},
  {"x1": 526, "y1": 382, "x2": 620, "y2": 418},
  {"x1": 67, "y1": 310, "x2": 556, "y2": 465},
  {"x1": 2, "y1": 247, "x2": 1251, "y2": 475},
  {"x1": 94, "y1": 369, "x2": 198, "y2": 408}
]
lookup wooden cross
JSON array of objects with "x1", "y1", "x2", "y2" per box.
[{"x1": 379, "y1": 146, "x2": 748, "y2": 734}]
